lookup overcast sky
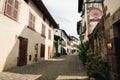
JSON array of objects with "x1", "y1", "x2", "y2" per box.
[{"x1": 42, "y1": 0, "x2": 81, "y2": 39}]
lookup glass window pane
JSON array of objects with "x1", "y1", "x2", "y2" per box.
[
  {"x1": 6, "y1": 5, "x2": 12, "y2": 16},
  {"x1": 13, "y1": 10, "x2": 17, "y2": 19},
  {"x1": 15, "y1": 0, "x2": 19, "y2": 9}
]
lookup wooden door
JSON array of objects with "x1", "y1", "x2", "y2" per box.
[
  {"x1": 48, "y1": 46, "x2": 51, "y2": 59},
  {"x1": 40, "y1": 44, "x2": 45, "y2": 57},
  {"x1": 18, "y1": 38, "x2": 28, "y2": 66}
]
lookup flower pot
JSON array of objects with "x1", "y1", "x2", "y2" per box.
[{"x1": 90, "y1": 77, "x2": 96, "y2": 80}]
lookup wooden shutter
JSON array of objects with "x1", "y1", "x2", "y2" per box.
[
  {"x1": 48, "y1": 29, "x2": 51, "y2": 40},
  {"x1": 28, "y1": 12, "x2": 35, "y2": 30},
  {"x1": 42, "y1": 24, "x2": 46, "y2": 37}
]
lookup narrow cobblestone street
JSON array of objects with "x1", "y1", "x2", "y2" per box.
[{"x1": 0, "y1": 54, "x2": 88, "y2": 80}]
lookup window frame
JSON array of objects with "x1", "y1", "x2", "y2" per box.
[
  {"x1": 5, "y1": 0, "x2": 19, "y2": 21},
  {"x1": 28, "y1": 12, "x2": 36, "y2": 31},
  {"x1": 41, "y1": 23, "x2": 46, "y2": 38}
]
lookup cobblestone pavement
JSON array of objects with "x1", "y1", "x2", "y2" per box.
[{"x1": 0, "y1": 54, "x2": 88, "y2": 80}]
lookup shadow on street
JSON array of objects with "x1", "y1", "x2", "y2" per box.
[{"x1": 4, "y1": 55, "x2": 88, "y2": 80}]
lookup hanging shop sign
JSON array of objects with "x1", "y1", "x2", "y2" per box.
[{"x1": 89, "y1": 7, "x2": 102, "y2": 22}]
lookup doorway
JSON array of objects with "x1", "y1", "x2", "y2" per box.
[
  {"x1": 40, "y1": 44, "x2": 45, "y2": 58},
  {"x1": 48, "y1": 46, "x2": 51, "y2": 59},
  {"x1": 18, "y1": 37, "x2": 28, "y2": 66},
  {"x1": 113, "y1": 20, "x2": 120, "y2": 74}
]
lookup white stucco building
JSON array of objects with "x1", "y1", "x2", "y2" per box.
[
  {"x1": 0, "y1": 0, "x2": 58, "y2": 72},
  {"x1": 69, "y1": 36, "x2": 79, "y2": 54},
  {"x1": 54, "y1": 29, "x2": 71, "y2": 55}
]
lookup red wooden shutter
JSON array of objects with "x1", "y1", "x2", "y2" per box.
[{"x1": 29, "y1": 13, "x2": 32, "y2": 28}]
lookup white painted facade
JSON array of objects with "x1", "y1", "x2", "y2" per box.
[
  {"x1": 0, "y1": 0, "x2": 57, "y2": 72},
  {"x1": 69, "y1": 36, "x2": 79, "y2": 54},
  {"x1": 54, "y1": 29, "x2": 62, "y2": 54},
  {"x1": 54, "y1": 29, "x2": 71, "y2": 55}
]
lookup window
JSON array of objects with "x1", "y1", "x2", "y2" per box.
[
  {"x1": 43, "y1": 15, "x2": 46, "y2": 21},
  {"x1": 41, "y1": 24, "x2": 46, "y2": 37},
  {"x1": 5, "y1": 0, "x2": 19, "y2": 21},
  {"x1": 28, "y1": 12, "x2": 35, "y2": 31},
  {"x1": 48, "y1": 29, "x2": 51, "y2": 40}
]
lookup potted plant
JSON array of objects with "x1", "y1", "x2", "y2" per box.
[
  {"x1": 78, "y1": 42, "x2": 89, "y2": 65},
  {"x1": 85, "y1": 50, "x2": 108, "y2": 80}
]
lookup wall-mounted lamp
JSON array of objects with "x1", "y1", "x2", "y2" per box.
[{"x1": 107, "y1": 42, "x2": 112, "y2": 50}]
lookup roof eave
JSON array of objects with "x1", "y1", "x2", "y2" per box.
[{"x1": 32, "y1": 0, "x2": 59, "y2": 28}]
